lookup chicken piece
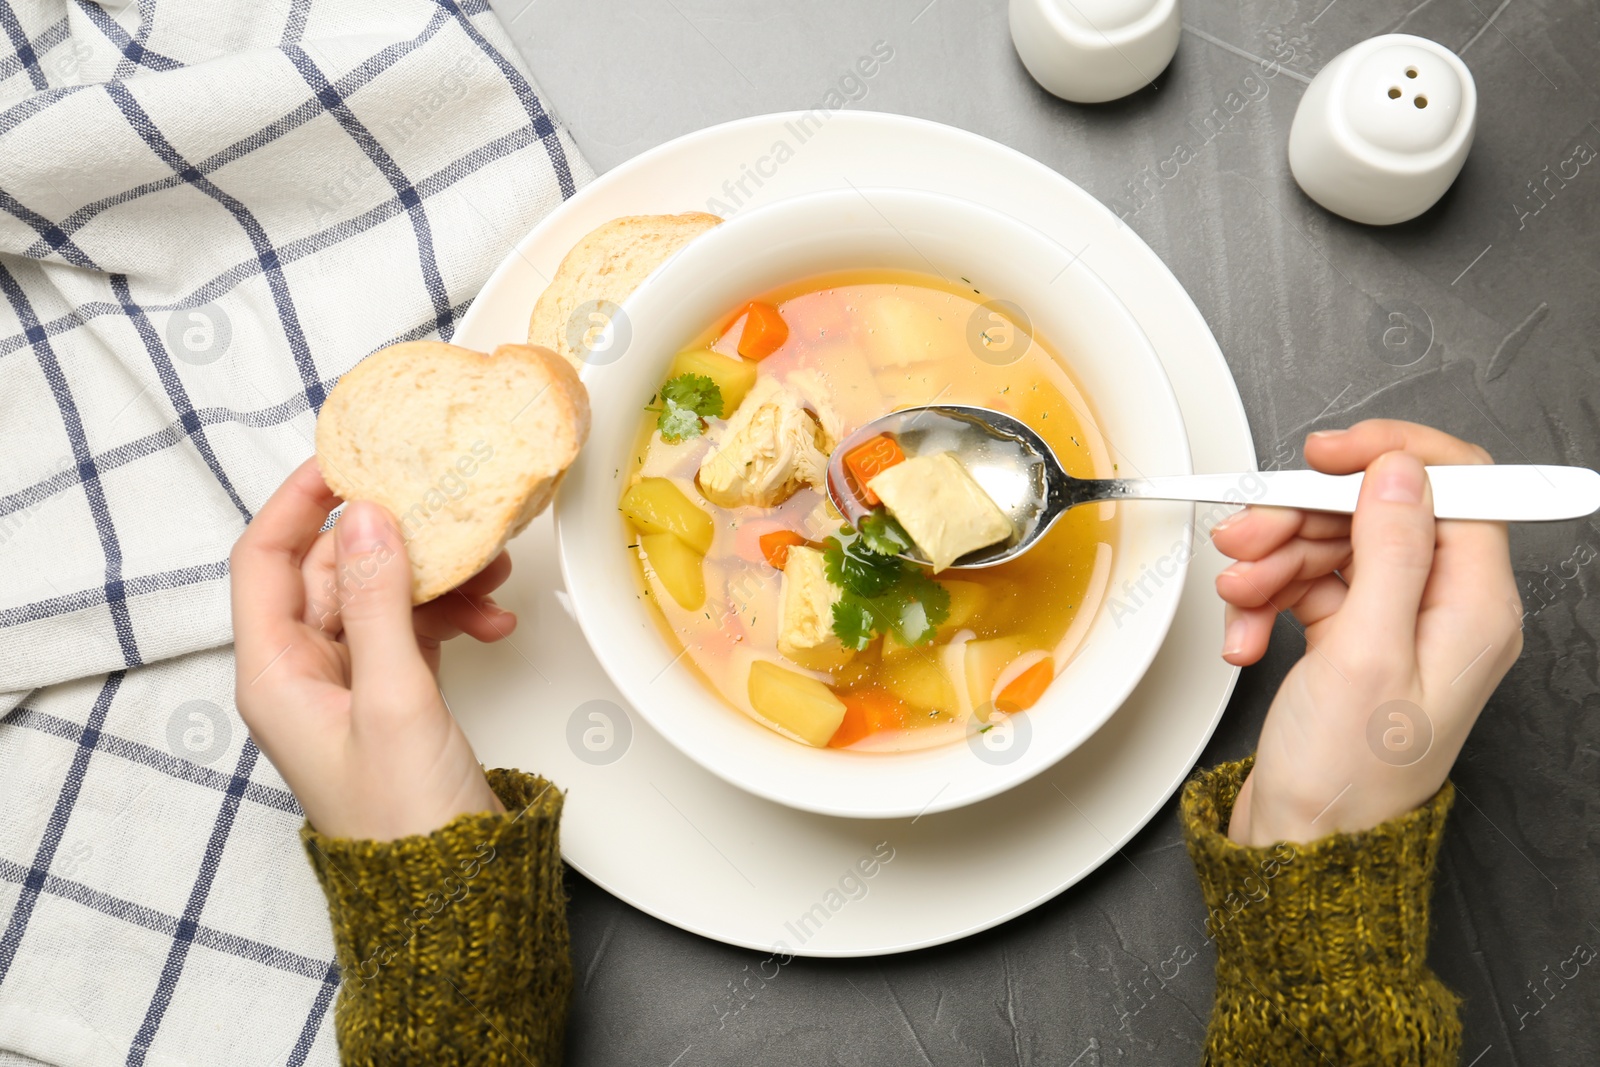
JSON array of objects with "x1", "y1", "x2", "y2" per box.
[
  {"x1": 868, "y1": 452, "x2": 1014, "y2": 572},
  {"x1": 697, "y1": 375, "x2": 837, "y2": 508},
  {"x1": 784, "y1": 368, "x2": 844, "y2": 446},
  {"x1": 777, "y1": 546, "x2": 854, "y2": 671}
]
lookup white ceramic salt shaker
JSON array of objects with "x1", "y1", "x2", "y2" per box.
[
  {"x1": 1288, "y1": 33, "x2": 1476, "y2": 225},
  {"x1": 1009, "y1": 0, "x2": 1181, "y2": 104}
]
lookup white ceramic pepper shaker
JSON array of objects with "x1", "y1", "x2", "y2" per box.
[
  {"x1": 1288, "y1": 33, "x2": 1477, "y2": 225},
  {"x1": 1009, "y1": 0, "x2": 1181, "y2": 104}
]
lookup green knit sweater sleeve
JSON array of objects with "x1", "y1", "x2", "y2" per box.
[
  {"x1": 300, "y1": 769, "x2": 571, "y2": 1067},
  {"x1": 1180, "y1": 756, "x2": 1461, "y2": 1066}
]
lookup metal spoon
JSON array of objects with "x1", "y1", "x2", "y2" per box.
[{"x1": 824, "y1": 404, "x2": 1600, "y2": 570}]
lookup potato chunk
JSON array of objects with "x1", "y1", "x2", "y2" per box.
[
  {"x1": 642, "y1": 532, "x2": 705, "y2": 610},
  {"x1": 881, "y1": 654, "x2": 958, "y2": 714},
  {"x1": 862, "y1": 295, "x2": 949, "y2": 370},
  {"x1": 777, "y1": 546, "x2": 854, "y2": 671},
  {"x1": 868, "y1": 452, "x2": 1013, "y2": 572},
  {"x1": 621, "y1": 478, "x2": 714, "y2": 554},
  {"x1": 747, "y1": 660, "x2": 847, "y2": 747}
]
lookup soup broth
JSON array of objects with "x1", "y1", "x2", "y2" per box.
[{"x1": 621, "y1": 271, "x2": 1119, "y2": 752}]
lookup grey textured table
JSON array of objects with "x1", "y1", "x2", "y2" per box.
[{"x1": 488, "y1": 1, "x2": 1599, "y2": 1063}]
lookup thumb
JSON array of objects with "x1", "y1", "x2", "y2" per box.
[
  {"x1": 334, "y1": 501, "x2": 429, "y2": 695},
  {"x1": 1331, "y1": 451, "x2": 1436, "y2": 660}
]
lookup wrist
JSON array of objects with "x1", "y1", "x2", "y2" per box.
[
  {"x1": 309, "y1": 767, "x2": 505, "y2": 841},
  {"x1": 396, "y1": 768, "x2": 506, "y2": 840},
  {"x1": 1235, "y1": 767, "x2": 1448, "y2": 848},
  {"x1": 1226, "y1": 768, "x2": 1335, "y2": 847}
]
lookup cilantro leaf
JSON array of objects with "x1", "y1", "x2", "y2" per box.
[
  {"x1": 661, "y1": 373, "x2": 723, "y2": 418},
  {"x1": 901, "y1": 569, "x2": 951, "y2": 627},
  {"x1": 856, "y1": 510, "x2": 913, "y2": 557},
  {"x1": 831, "y1": 598, "x2": 877, "y2": 651},
  {"x1": 886, "y1": 571, "x2": 951, "y2": 647},
  {"x1": 654, "y1": 373, "x2": 724, "y2": 442},
  {"x1": 657, "y1": 399, "x2": 705, "y2": 442},
  {"x1": 823, "y1": 538, "x2": 899, "y2": 598},
  {"x1": 825, "y1": 524, "x2": 951, "y2": 649}
]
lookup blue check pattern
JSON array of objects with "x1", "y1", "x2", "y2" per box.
[{"x1": 0, "y1": 2, "x2": 591, "y2": 1062}]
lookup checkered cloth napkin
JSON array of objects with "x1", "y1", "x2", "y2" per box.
[{"x1": 0, "y1": 2, "x2": 590, "y2": 1062}]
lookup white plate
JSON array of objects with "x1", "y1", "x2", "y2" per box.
[{"x1": 443, "y1": 111, "x2": 1252, "y2": 957}]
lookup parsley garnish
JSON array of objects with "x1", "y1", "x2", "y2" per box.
[
  {"x1": 652, "y1": 373, "x2": 723, "y2": 442},
  {"x1": 856, "y1": 510, "x2": 913, "y2": 557},
  {"x1": 658, "y1": 401, "x2": 704, "y2": 442},
  {"x1": 890, "y1": 570, "x2": 951, "y2": 644},
  {"x1": 830, "y1": 599, "x2": 877, "y2": 651},
  {"x1": 823, "y1": 539, "x2": 899, "y2": 599},
  {"x1": 823, "y1": 513, "x2": 950, "y2": 650}
]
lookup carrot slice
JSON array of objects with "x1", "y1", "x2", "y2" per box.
[
  {"x1": 734, "y1": 519, "x2": 786, "y2": 564},
  {"x1": 828, "y1": 689, "x2": 912, "y2": 748},
  {"x1": 842, "y1": 434, "x2": 905, "y2": 506},
  {"x1": 736, "y1": 301, "x2": 789, "y2": 360},
  {"x1": 758, "y1": 529, "x2": 808, "y2": 570},
  {"x1": 829, "y1": 703, "x2": 872, "y2": 749},
  {"x1": 995, "y1": 657, "x2": 1054, "y2": 714}
]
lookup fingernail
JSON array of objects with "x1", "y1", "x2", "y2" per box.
[
  {"x1": 1220, "y1": 561, "x2": 1253, "y2": 581},
  {"x1": 1308, "y1": 429, "x2": 1345, "y2": 440},
  {"x1": 339, "y1": 501, "x2": 393, "y2": 553},
  {"x1": 1223, "y1": 619, "x2": 1247, "y2": 657},
  {"x1": 1373, "y1": 452, "x2": 1425, "y2": 504}
]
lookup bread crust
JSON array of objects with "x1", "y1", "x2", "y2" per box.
[
  {"x1": 527, "y1": 212, "x2": 722, "y2": 369},
  {"x1": 315, "y1": 341, "x2": 590, "y2": 604}
]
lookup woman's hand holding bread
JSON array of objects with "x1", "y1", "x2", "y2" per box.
[
  {"x1": 231, "y1": 460, "x2": 512, "y2": 839},
  {"x1": 232, "y1": 340, "x2": 590, "y2": 839}
]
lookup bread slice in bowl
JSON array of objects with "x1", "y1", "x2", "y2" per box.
[{"x1": 528, "y1": 212, "x2": 721, "y2": 369}]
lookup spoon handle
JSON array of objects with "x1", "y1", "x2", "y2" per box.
[{"x1": 1115, "y1": 465, "x2": 1600, "y2": 522}]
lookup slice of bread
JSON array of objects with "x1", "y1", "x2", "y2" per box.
[
  {"x1": 316, "y1": 341, "x2": 590, "y2": 604},
  {"x1": 528, "y1": 212, "x2": 722, "y2": 369}
]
